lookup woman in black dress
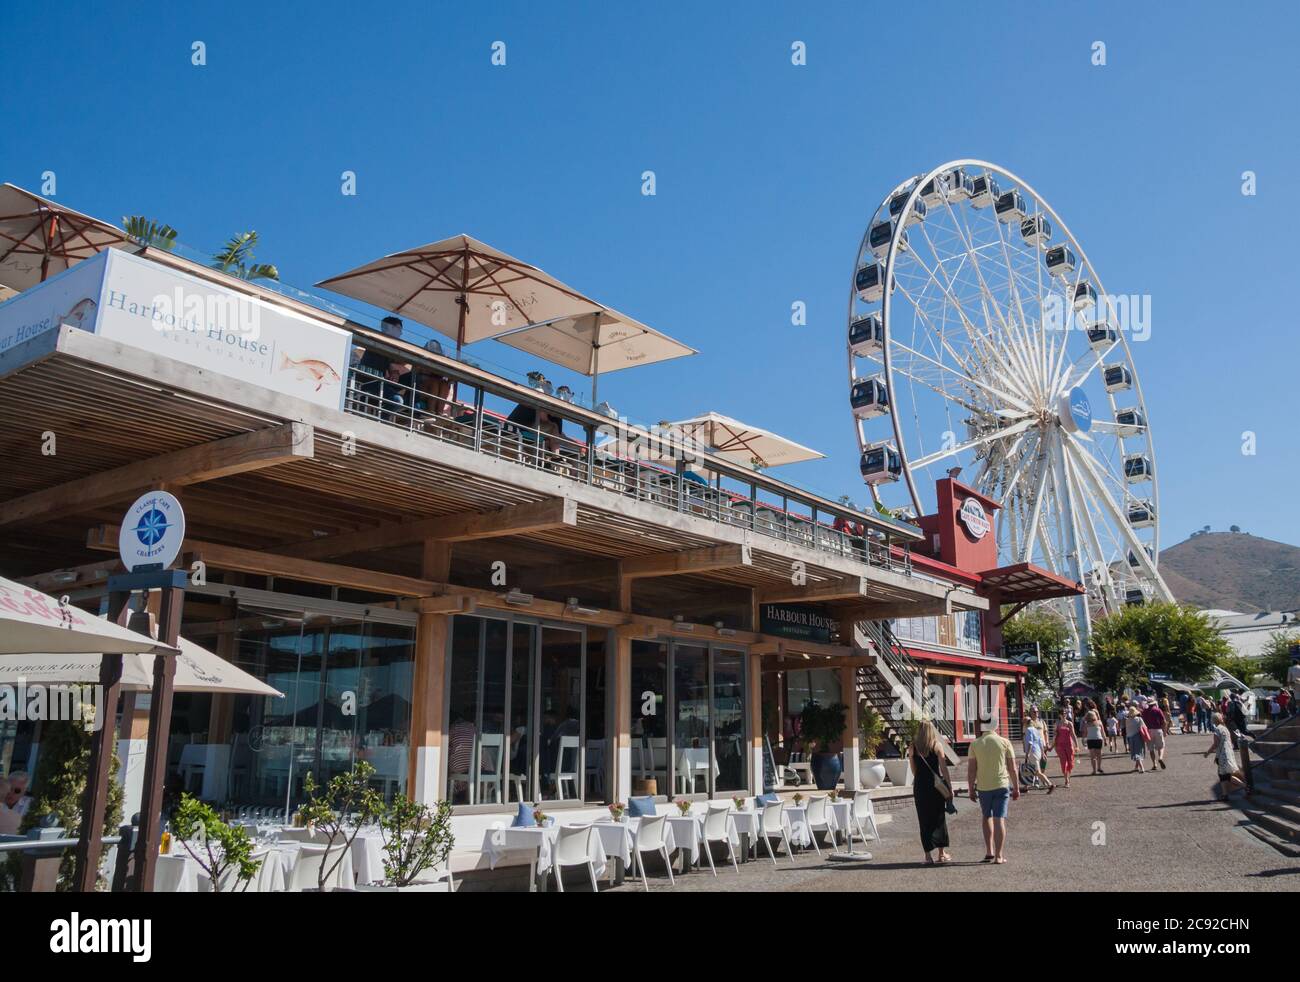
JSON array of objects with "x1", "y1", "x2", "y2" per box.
[{"x1": 909, "y1": 720, "x2": 953, "y2": 865}]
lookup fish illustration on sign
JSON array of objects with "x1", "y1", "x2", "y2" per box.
[{"x1": 278, "y1": 352, "x2": 341, "y2": 391}]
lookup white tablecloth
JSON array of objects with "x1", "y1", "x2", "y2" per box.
[
  {"x1": 276, "y1": 840, "x2": 355, "y2": 888},
  {"x1": 154, "y1": 847, "x2": 287, "y2": 892},
  {"x1": 480, "y1": 823, "x2": 608, "y2": 879}
]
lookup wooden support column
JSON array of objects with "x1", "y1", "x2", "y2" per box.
[
  {"x1": 613, "y1": 569, "x2": 633, "y2": 804},
  {"x1": 133, "y1": 580, "x2": 185, "y2": 892},
  {"x1": 72, "y1": 594, "x2": 129, "y2": 892},
  {"x1": 408, "y1": 538, "x2": 452, "y2": 806},
  {"x1": 840, "y1": 665, "x2": 860, "y2": 792},
  {"x1": 750, "y1": 652, "x2": 765, "y2": 794}
]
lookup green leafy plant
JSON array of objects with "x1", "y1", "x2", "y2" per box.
[
  {"x1": 1259, "y1": 630, "x2": 1300, "y2": 687},
  {"x1": 1086, "y1": 602, "x2": 1231, "y2": 692},
  {"x1": 211, "y1": 231, "x2": 279, "y2": 282},
  {"x1": 378, "y1": 796, "x2": 453, "y2": 888},
  {"x1": 171, "y1": 794, "x2": 261, "y2": 892},
  {"x1": 300, "y1": 761, "x2": 383, "y2": 890},
  {"x1": 122, "y1": 215, "x2": 178, "y2": 250},
  {"x1": 1001, "y1": 606, "x2": 1073, "y2": 700},
  {"x1": 858, "y1": 704, "x2": 885, "y2": 759},
  {"x1": 797, "y1": 701, "x2": 848, "y2": 753},
  {"x1": 18, "y1": 713, "x2": 123, "y2": 891}
]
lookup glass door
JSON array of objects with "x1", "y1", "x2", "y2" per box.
[
  {"x1": 662, "y1": 641, "x2": 749, "y2": 798},
  {"x1": 538, "y1": 626, "x2": 584, "y2": 801}
]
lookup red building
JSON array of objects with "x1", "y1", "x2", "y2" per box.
[{"x1": 894, "y1": 478, "x2": 1086, "y2": 743}]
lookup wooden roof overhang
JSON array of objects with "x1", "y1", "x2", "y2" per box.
[{"x1": 0, "y1": 327, "x2": 971, "y2": 619}]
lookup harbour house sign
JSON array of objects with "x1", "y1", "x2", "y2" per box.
[{"x1": 759, "y1": 603, "x2": 836, "y2": 645}]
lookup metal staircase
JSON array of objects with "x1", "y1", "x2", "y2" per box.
[{"x1": 855, "y1": 619, "x2": 959, "y2": 764}]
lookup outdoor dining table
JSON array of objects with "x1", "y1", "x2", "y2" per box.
[
  {"x1": 153, "y1": 846, "x2": 289, "y2": 892},
  {"x1": 274, "y1": 827, "x2": 384, "y2": 885},
  {"x1": 480, "y1": 822, "x2": 609, "y2": 892}
]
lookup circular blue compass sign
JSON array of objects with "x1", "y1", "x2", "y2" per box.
[{"x1": 118, "y1": 491, "x2": 186, "y2": 570}]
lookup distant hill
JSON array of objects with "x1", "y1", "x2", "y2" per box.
[{"x1": 1159, "y1": 532, "x2": 1300, "y2": 613}]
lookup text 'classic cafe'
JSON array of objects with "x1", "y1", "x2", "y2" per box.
[{"x1": 0, "y1": 185, "x2": 1081, "y2": 883}]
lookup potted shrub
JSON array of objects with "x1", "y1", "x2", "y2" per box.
[
  {"x1": 171, "y1": 794, "x2": 262, "y2": 892},
  {"x1": 882, "y1": 716, "x2": 922, "y2": 788},
  {"x1": 300, "y1": 761, "x2": 384, "y2": 890},
  {"x1": 858, "y1": 704, "x2": 887, "y2": 790},
  {"x1": 358, "y1": 796, "x2": 455, "y2": 892},
  {"x1": 798, "y1": 701, "x2": 848, "y2": 790}
]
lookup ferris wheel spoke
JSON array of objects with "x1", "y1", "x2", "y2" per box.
[
  {"x1": 1063, "y1": 435, "x2": 1172, "y2": 600},
  {"x1": 887, "y1": 337, "x2": 1033, "y2": 414},
  {"x1": 907, "y1": 418, "x2": 1035, "y2": 470},
  {"x1": 1020, "y1": 436, "x2": 1054, "y2": 563}
]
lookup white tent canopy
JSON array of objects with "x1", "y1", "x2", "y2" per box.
[
  {"x1": 663, "y1": 412, "x2": 824, "y2": 469},
  {"x1": 494, "y1": 307, "x2": 695, "y2": 377},
  {"x1": 0, "y1": 575, "x2": 174, "y2": 657},
  {"x1": 0, "y1": 183, "x2": 129, "y2": 293},
  {"x1": 315, "y1": 233, "x2": 604, "y2": 351},
  {"x1": 0, "y1": 636, "x2": 282, "y2": 697}
]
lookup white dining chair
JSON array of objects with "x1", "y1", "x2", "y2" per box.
[
  {"x1": 477, "y1": 733, "x2": 505, "y2": 803},
  {"x1": 759, "y1": 800, "x2": 794, "y2": 866},
  {"x1": 804, "y1": 795, "x2": 834, "y2": 857},
  {"x1": 554, "y1": 735, "x2": 580, "y2": 800},
  {"x1": 850, "y1": 790, "x2": 881, "y2": 849},
  {"x1": 631, "y1": 814, "x2": 675, "y2": 892},
  {"x1": 287, "y1": 844, "x2": 347, "y2": 892},
  {"x1": 552, "y1": 825, "x2": 600, "y2": 893},
  {"x1": 700, "y1": 805, "x2": 739, "y2": 876}
]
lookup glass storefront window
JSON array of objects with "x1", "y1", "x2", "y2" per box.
[
  {"x1": 630, "y1": 640, "x2": 668, "y2": 795},
  {"x1": 630, "y1": 641, "x2": 748, "y2": 799},
  {"x1": 446, "y1": 614, "x2": 605, "y2": 806}
]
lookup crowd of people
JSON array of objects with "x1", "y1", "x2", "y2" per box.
[{"x1": 905, "y1": 686, "x2": 1265, "y2": 867}]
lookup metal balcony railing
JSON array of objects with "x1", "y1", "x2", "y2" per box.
[{"x1": 343, "y1": 366, "x2": 914, "y2": 577}]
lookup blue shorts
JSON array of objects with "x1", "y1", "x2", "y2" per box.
[{"x1": 978, "y1": 787, "x2": 1011, "y2": 819}]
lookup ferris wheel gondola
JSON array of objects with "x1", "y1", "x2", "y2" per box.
[{"x1": 845, "y1": 159, "x2": 1172, "y2": 656}]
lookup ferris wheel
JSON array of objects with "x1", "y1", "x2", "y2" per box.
[{"x1": 846, "y1": 159, "x2": 1172, "y2": 656}]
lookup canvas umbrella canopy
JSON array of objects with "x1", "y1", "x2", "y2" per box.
[
  {"x1": 0, "y1": 636, "x2": 282, "y2": 697},
  {"x1": 315, "y1": 233, "x2": 604, "y2": 353},
  {"x1": 661, "y1": 412, "x2": 824, "y2": 470},
  {"x1": 0, "y1": 575, "x2": 174, "y2": 657},
  {"x1": 0, "y1": 183, "x2": 129, "y2": 292},
  {"x1": 494, "y1": 307, "x2": 696, "y2": 404}
]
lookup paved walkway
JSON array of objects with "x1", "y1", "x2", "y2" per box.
[{"x1": 609, "y1": 732, "x2": 1300, "y2": 892}]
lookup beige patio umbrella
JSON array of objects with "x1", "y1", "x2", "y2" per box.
[
  {"x1": 494, "y1": 307, "x2": 696, "y2": 404},
  {"x1": 664, "y1": 412, "x2": 825, "y2": 470},
  {"x1": 0, "y1": 636, "x2": 282, "y2": 696},
  {"x1": 0, "y1": 574, "x2": 174, "y2": 657},
  {"x1": 0, "y1": 183, "x2": 129, "y2": 292},
  {"x1": 314, "y1": 233, "x2": 604, "y2": 354}
]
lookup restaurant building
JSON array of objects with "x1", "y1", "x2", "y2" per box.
[{"x1": 0, "y1": 187, "x2": 1072, "y2": 866}]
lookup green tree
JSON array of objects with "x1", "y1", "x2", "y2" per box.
[
  {"x1": 122, "y1": 215, "x2": 178, "y2": 250},
  {"x1": 1259, "y1": 630, "x2": 1300, "y2": 687},
  {"x1": 300, "y1": 762, "x2": 383, "y2": 890},
  {"x1": 1001, "y1": 606, "x2": 1073, "y2": 700},
  {"x1": 379, "y1": 796, "x2": 454, "y2": 888},
  {"x1": 21, "y1": 714, "x2": 124, "y2": 890},
  {"x1": 171, "y1": 794, "x2": 261, "y2": 892},
  {"x1": 1086, "y1": 602, "x2": 1231, "y2": 690},
  {"x1": 211, "y1": 231, "x2": 279, "y2": 282},
  {"x1": 1084, "y1": 637, "x2": 1148, "y2": 693}
]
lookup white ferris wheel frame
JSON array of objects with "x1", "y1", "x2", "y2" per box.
[{"x1": 846, "y1": 159, "x2": 1173, "y2": 653}]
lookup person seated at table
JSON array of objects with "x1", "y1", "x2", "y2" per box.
[
  {"x1": 0, "y1": 778, "x2": 19, "y2": 834},
  {"x1": 357, "y1": 316, "x2": 413, "y2": 417},
  {"x1": 3, "y1": 770, "x2": 32, "y2": 821},
  {"x1": 411, "y1": 340, "x2": 455, "y2": 418},
  {"x1": 447, "y1": 713, "x2": 478, "y2": 800}
]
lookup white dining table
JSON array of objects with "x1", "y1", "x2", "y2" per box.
[
  {"x1": 480, "y1": 823, "x2": 609, "y2": 891},
  {"x1": 153, "y1": 846, "x2": 288, "y2": 892}
]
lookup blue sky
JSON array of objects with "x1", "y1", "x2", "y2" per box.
[{"x1": 2, "y1": 1, "x2": 1297, "y2": 546}]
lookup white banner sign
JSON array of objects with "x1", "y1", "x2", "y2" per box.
[{"x1": 0, "y1": 249, "x2": 352, "y2": 409}]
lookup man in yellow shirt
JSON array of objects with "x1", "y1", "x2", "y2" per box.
[{"x1": 967, "y1": 723, "x2": 1020, "y2": 864}]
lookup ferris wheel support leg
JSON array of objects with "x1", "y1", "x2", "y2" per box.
[{"x1": 1048, "y1": 435, "x2": 1092, "y2": 660}]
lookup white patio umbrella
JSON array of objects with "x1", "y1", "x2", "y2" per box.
[
  {"x1": 662, "y1": 412, "x2": 825, "y2": 470},
  {"x1": 494, "y1": 307, "x2": 696, "y2": 404},
  {"x1": 0, "y1": 574, "x2": 174, "y2": 657},
  {"x1": 315, "y1": 233, "x2": 604, "y2": 353},
  {"x1": 0, "y1": 184, "x2": 129, "y2": 292},
  {"x1": 0, "y1": 636, "x2": 282, "y2": 697}
]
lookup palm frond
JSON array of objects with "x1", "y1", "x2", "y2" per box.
[{"x1": 122, "y1": 216, "x2": 178, "y2": 250}]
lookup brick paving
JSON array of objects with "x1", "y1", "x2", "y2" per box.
[{"x1": 607, "y1": 731, "x2": 1300, "y2": 892}]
